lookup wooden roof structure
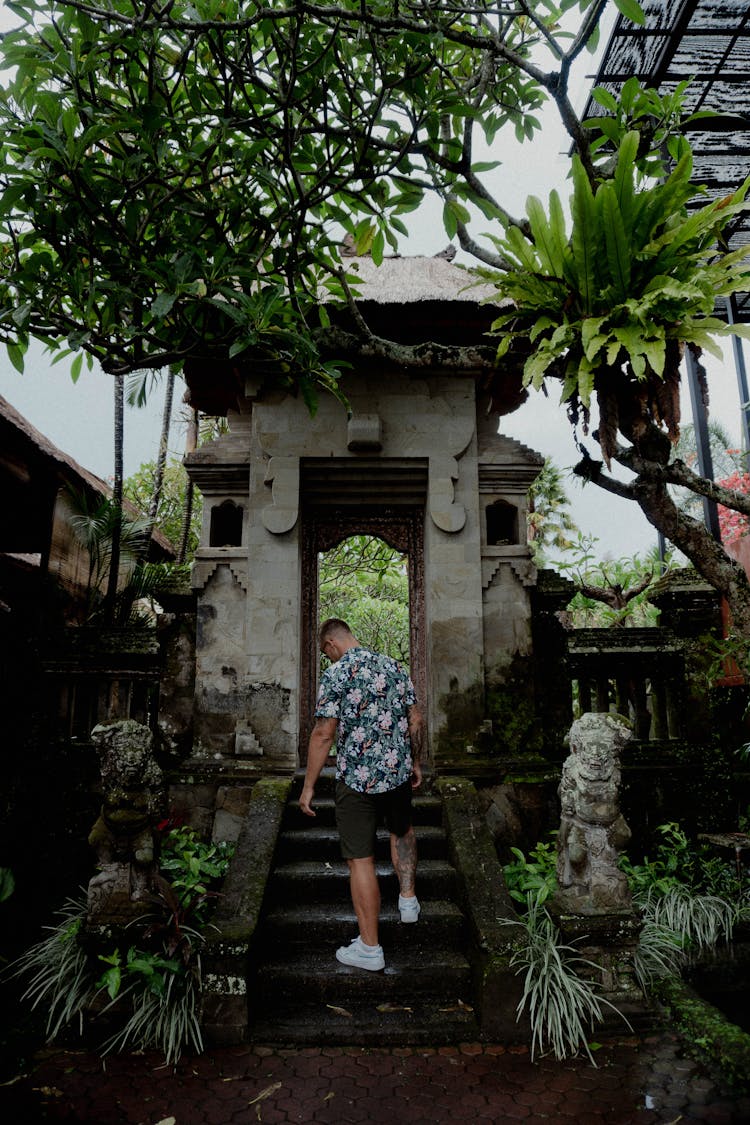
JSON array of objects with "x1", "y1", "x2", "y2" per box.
[
  {"x1": 586, "y1": 0, "x2": 750, "y2": 319},
  {"x1": 0, "y1": 393, "x2": 175, "y2": 559}
]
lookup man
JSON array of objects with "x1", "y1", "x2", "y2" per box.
[{"x1": 299, "y1": 617, "x2": 425, "y2": 972}]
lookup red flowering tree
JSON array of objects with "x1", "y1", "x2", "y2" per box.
[{"x1": 718, "y1": 472, "x2": 750, "y2": 547}]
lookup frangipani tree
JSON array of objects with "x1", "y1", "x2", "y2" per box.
[{"x1": 2, "y1": 1, "x2": 750, "y2": 633}]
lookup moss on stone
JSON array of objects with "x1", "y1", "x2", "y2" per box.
[
  {"x1": 209, "y1": 776, "x2": 292, "y2": 944},
  {"x1": 436, "y1": 776, "x2": 529, "y2": 1040},
  {"x1": 652, "y1": 976, "x2": 750, "y2": 1092},
  {"x1": 485, "y1": 682, "x2": 544, "y2": 757}
]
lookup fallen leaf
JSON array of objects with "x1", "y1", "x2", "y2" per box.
[
  {"x1": 326, "y1": 1003, "x2": 353, "y2": 1017},
  {"x1": 0, "y1": 1074, "x2": 27, "y2": 1087},
  {"x1": 376, "y1": 1004, "x2": 413, "y2": 1013},
  {"x1": 438, "y1": 1004, "x2": 473, "y2": 1013},
  {"x1": 155, "y1": 1118, "x2": 176, "y2": 1125},
  {"x1": 323, "y1": 1093, "x2": 335, "y2": 1103},
  {"x1": 248, "y1": 1082, "x2": 282, "y2": 1107}
]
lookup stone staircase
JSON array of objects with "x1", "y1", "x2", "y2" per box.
[{"x1": 247, "y1": 768, "x2": 480, "y2": 1044}]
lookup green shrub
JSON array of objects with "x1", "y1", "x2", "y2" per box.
[
  {"x1": 5, "y1": 826, "x2": 234, "y2": 1065},
  {"x1": 503, "y1": 836, "x2": 558, "y2": 907},
  {"x1": 502, "y1": 821, "x2": 742, "y2": 1060},
  {"x1": 501, "y1": 890, "x2": 629, "y2": 1062}
]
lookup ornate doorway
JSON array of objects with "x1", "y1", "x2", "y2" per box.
[{"x1": 299, "y1": 505, "x2": 426, "y2": 761}]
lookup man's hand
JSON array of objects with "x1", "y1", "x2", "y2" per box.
[
  {"x1": 408, "y1": 703, "x2": 425, "y2": 790},
  {"x1": 299, "y1": 783, "x2": 316, "y2": 817},
  {"x1": 300, "y1": 716, "x2": 337, "y2": 818}
]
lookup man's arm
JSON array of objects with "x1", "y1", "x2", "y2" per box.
[
  {"x1": 299, "y1": 716, "x2": 338, "y2": 816},
  {"x1": 407, "y1": 703, "x2": 425, "y2": 790}
]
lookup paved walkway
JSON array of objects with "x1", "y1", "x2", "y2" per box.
[{"x1": 2, "y1": 1033, "x2": 750, "y2": 1124}]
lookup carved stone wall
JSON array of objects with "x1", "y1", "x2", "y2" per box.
[{"x1": 185, "y1": 370, "x2": 543, "y2": 769}]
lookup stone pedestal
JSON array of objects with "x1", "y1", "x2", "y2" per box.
[{"x1": 548, "y1": 905, "x2": 645, "y2": 1008}]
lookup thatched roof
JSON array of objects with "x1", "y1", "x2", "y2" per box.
[{"x1": 338, "y1": 254, "x2": 499, "y2": 305}]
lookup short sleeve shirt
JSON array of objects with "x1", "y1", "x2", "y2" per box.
[{"x1": 315, "y1": 647, "x2": 417, "y2": 794}]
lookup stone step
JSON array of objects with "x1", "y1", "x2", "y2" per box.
[
  {"x1": 248, "y1": 995, "x2": 479, "y2": 1046},
  {"x1": 274, "y1": 824, "x2": 448, "y2": 863},
  {"x1": 266, "y1": 858, "x2": 457, "y2": 904},
  {"x1": 282, "y1": 793, "x2": 444, "y2": 830},
  {"x1": 247, "y1": 777, "x2": 479, "y2": 1046},
  {"x1": 290, "y1": 765, "x2": 437, "y2": 796},
  {"x1": 254, "y1": 947, "x2": 473, "y2": 1004},
  {"x1": 258, "y1": 901, "x2": 466, "y2": 950}
]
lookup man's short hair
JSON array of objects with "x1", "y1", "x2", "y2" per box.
[{"x1": 319, "y1": 617, "x2": 352, "y2": 645}]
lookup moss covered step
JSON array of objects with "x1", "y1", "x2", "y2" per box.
[
  {"x1": 258, "y1": 900, "x2": 466, "y2": 951},
  {"x1": 248, "y1": 994, "x2": 480, "y2": 1047},
  {"x1": 254, "y1": 946, "x2": 472, "y2": 1003},
  {"x1": 274, "y1": 824, "x2": 448, "y2": 863},
  {"x1": 266, "y1": 858, "x2": 457, "y2": 904}
]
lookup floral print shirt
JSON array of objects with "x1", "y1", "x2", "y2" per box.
[{"x1": 315, "y1": 647, "x2": 417, "y2": 794}]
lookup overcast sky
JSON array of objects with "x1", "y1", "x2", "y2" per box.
[{"x1": 1, "y1": 3, "x2": 748, "y2": 560}]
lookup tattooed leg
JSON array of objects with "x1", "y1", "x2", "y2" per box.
[{"x1": 390, "y1": 826, "x2": 418, "y2": 897}]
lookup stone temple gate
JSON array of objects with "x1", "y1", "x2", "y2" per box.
[{"x1": 181, "y1": 256, "x2": 543, "y2": 774}]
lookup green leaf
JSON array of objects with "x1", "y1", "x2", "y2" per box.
[
  {"x1": 641, "y1": 333, "x2": 666, "y2": 377},
  {"x1": 599, "y1": 184, "x2": 631, "y2": 300},
  {"x1": 526, "y1": 194, "x2": 565, "y2": 279},
  {"x1": 589, "y1": 87, "x2": 618, "y2": 115},
  {"x1": 371, "y1": 228, "x2": 385, "y2": 267},
  {"x1": 613, "y1": 0, "x2": 646, "y2": 25},
  {"x1": 613, "y1": 132, "x2": 639, "y2": 231},
  {"x1": 442, "y1": 200, "x2": 458, "y2": 240},
  {"x1": 6, "y1": 342, "x2": 25, "y2": 373},
  {"x1": 504, "y1": 226, "x2": 542, "y2": 273},
  {"x1": 570, "y1": 157, "x2": 598, "y2": 312},
  {"x1": 70, "y1": 352, "x2": 83, "y2": 383},
  {"x1": 151, "y1": 292, "x2": 177, "y2": 319},
  {"x1": 495, "y1": 334, "x2": 512, "y2": 360},
  {"x1": 581, "y1": 315, "x2": 608, "y2": 361}
]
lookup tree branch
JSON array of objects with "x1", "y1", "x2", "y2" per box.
[
  {"x1": 664, "y1": 458, "x2": 750, "y2": 518},
  {"x1": 314, "y1": 325, "x2": 495, "y2": 371}
]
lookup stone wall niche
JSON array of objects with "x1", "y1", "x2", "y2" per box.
[
  {"x1": 210, "y1": 500, "x2": 244, "y2": 547},
  {"x1": 485, "y1": 499, "x2": 518, "y2": 546}
]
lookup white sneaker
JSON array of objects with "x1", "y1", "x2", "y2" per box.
[
  {"x1": 335, "y1": 936, "x2": 385, "y2": 971},
  {"x1": 398, "y1": 894, "x2": 421, "y2": 923}
]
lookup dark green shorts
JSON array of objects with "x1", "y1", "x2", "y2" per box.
[{"x1": 335, "y1": 780, "x2": 413, "y2": 860}]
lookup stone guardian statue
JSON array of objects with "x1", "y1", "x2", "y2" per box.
[
  {"x1": 86, "y1": 719, "x2": 165, "y2": 926},
  {"x1": 555, "y1": 712, "x2": 633, "y2": 915}
]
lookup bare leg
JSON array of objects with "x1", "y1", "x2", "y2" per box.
[
  {"x1": 390, "y1": 826, "x2": 418, "y2": 898},
  {"x1": 347, "y1": 856, "x2": 381, "y2": 946}
]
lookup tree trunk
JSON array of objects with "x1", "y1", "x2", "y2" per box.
[
  {"x1": 178, "y1": 408, "x2": 199, "y2": 565},
  {"x1": 104, "y1": 373, "x2": 125, "y2": 622},
  {"x1": 142, "y1": 365, "x2": 175, "y2": 557},
  {"x1": 632, "y1": 469, "x2": 750, "y2": 637}
]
